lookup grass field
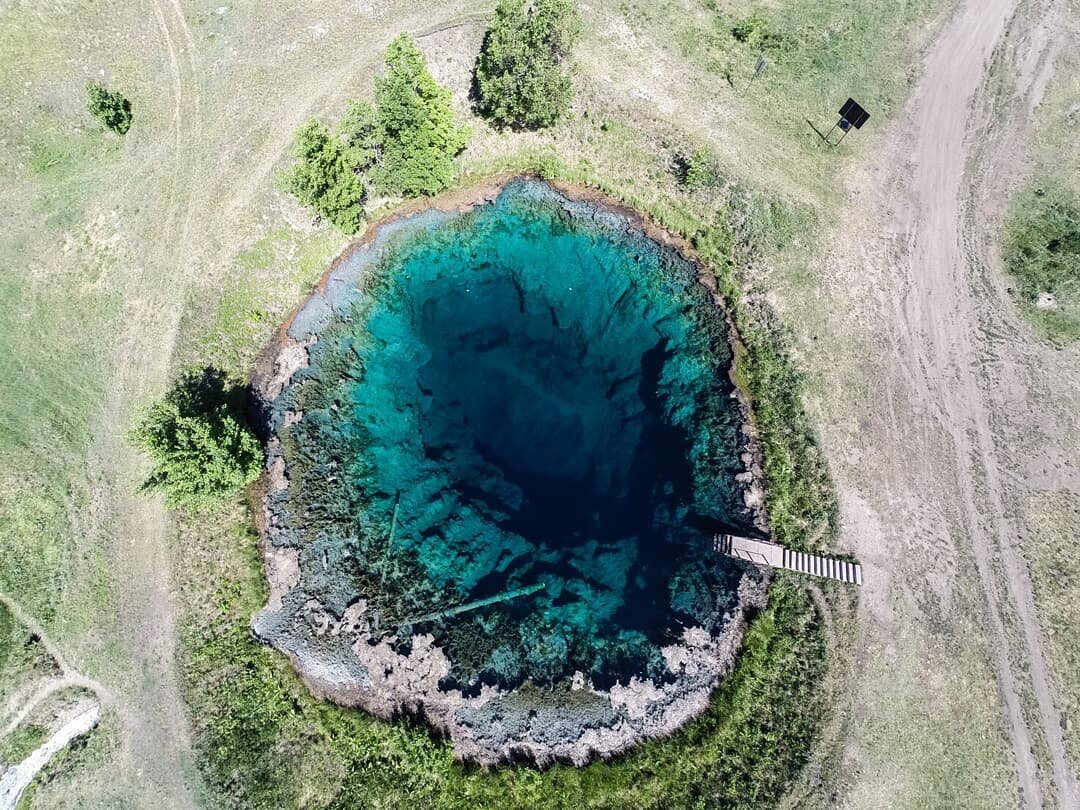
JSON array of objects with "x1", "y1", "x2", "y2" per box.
[
  {"x1": 1001, "y1": 46, "x2": 1080, "y2": 343},
  {"x1": 0, "y1": 0, "x2": 994, "y2": 806},
  {"x1": 1025, "y1": 491, "x2": 1080, "y2": 773}
]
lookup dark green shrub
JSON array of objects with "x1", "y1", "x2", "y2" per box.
[
  {"x1": 86, "y1": 81, "x2": 132, "y2": 135},
  {"x1": 374, "y1": 34, "x2": 470, "y2": 196},
  {"x1": 731, "y1": 15, "x2": 766, "y2": 43},
  {"x1": 730, "y1": 14, "x2": 789, "y2": 53},
  {"x1": 131, "y1": 368, "x2": 262, "y2": 508},
  {"x1": 475, "y1": 0, "x2": 581, "y2": 129}
]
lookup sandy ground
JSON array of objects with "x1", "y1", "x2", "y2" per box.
[{"x1": 816, "y1": 0, "x2": 1080, "y2": 805}]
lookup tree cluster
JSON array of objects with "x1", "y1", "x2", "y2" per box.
[
  {"x1": 283, "y1": 35, "x2": 469, "y2": 233},
  {"x1": 130, "y1": 368, "x2": 262, "y2": 509},
  {"x1": 474, "y1": 0, "x2": 581, "y2": 130},
  {"x1": 86, "y1": 81, "x2": 132, "y2": 135}
]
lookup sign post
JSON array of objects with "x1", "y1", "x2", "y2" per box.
[
  {"x1": 820, "y1": 97, "x2": 870, "y2": 146},
  {"x1": 745, "y1": 54, "x2": 767, "y2": 92}
]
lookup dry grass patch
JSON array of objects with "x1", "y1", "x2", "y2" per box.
[{"x1": 1025, "y1": 490, "x2": 1080, "y2": 771}]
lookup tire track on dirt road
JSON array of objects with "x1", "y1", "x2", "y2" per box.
[{"x1": 836, "y1": 0, "x2": 1079, "y2": 805}]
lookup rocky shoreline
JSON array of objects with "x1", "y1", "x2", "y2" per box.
[{"x1": 249, "y1": 175, "x2": 772, "y2": 766}]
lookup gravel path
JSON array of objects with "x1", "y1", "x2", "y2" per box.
[{"x1": 0, "y1": 703, "x2": 100, "y2": 810}]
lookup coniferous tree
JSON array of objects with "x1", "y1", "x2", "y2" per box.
[
  {"x1": 475, "y1": 0, "x2": 580, "y2": 129},
  {"x1": 131, "y1": 369, "x2": 262, "y2": 508},
  {"x1": 374, "y1": 34, "x2": 469, "y2": 196},
  {"x1": 282, "y1": 120, "x2": 366, "y2": 233}
]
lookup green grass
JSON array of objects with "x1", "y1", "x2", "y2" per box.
[
  {"x1": 1002, "y1": 180, "x2": 1080, "y2": 342},
  {"x1": 0, "y1": 113, "x2": 124, "y2": 621},
  {"x1": 0, "y1": 723, "x2": 49, "y2": 765},
  {"x1": 0, "y1": 236, "x2": 118, "y2": 619},
  {"x1": 27, "y1": 128, "x2": 119, "y2": 181},
  {"x1": 593, "y1": 0, "x2": 940, "y2": 161},
  {"x1": 1025, "y1": 491, "x2": 1080, "y2": 771},
  {"x1": 175, "y1": 226, "x2": 342, "y2": 378},
  {"x1": 0, "y1": 602, "x2": 60, "y2": 709}
]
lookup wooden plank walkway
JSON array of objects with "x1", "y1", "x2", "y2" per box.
[{"x1": 713, "y1": 534, "x2": 862, "y2": 586}]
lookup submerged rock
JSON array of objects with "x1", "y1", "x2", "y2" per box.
[{"x1": 252, "y1": 177, "x2": 768, "y2": 765}]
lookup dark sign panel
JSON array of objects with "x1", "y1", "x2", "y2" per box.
[{"x1": 838, "y1": 98, "x2": 870, "y2": 129}]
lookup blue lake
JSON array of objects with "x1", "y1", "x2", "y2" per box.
[{"x1": 274, "y1": 179, "x2": 753, "y2": 690}]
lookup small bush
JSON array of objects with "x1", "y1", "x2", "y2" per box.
[
  {"x1": 475, "y1": 0, "x2": 581, "y2": 129},
  {"x1": 731, "y1": 14, "x2": 766, "y2": 43},
  {"x1": 530, "y1": 148, "x2": 565, "y2": 180},
  {"x1": 86, "y1": 81, "x2": 132, "y2": 135},
  {"x1": 130, "y1": 368, "x2": 262, "y2": 508},
  {"x1": 729, "y1": 14, "x2": 789, "y2": 53},
  {"x1": 676, "y1": 147, "x2": 723, "y2": 189},
  {"x1": 374, "y1": 34, "x2": 470, "y2": 196}
]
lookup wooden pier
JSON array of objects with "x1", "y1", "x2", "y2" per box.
[{"x1": 713, "y1": 534, "x2": 862, "y2": 586}]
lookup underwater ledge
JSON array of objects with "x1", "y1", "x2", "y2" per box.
[{"x1": 250, "y1": 175, "x2": 772, "y2": 767}]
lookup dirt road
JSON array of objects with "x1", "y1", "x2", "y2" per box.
[{"x1": 823, "y1": 0, "x2": 1080, "y2": 806}]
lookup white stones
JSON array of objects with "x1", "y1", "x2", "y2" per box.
[
  {"x1": 1035, "y1": 291, "x2": 1057, "y2": 309},
  {"x1": 263, "y1": 547, "x2": 300, "y2": 611}
]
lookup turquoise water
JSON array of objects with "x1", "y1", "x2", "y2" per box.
[{"x1": 274, "y1": 180, "x2": 752, "y2": 689}]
